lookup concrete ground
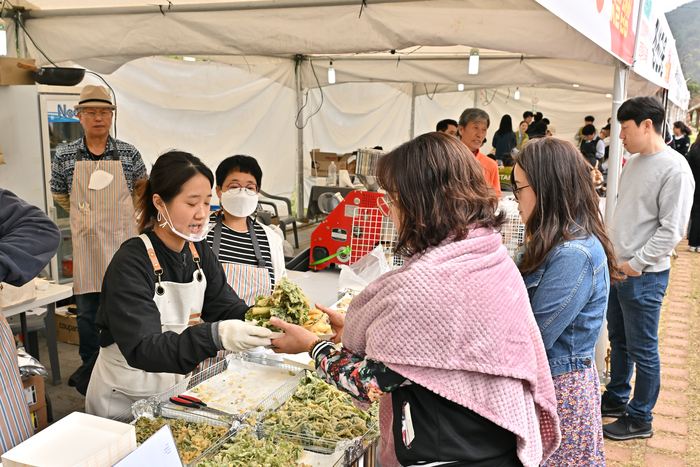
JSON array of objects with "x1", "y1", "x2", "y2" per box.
[{"x1": 33, "y1": 229, "x2": 700, "y2": 466}]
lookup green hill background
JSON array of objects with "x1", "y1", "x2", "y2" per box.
[{"x1": 667, "y1": 0, "x2": 700, "y2": 104}]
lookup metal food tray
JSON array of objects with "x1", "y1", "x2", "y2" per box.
[
  {"x1": 190, "y1": 423, "x2": 347, "y2": 467},
  {"x1": 258, "y1": 372, "x2": 379, "y2": 465},
  {"x1": 113, "y1": 353, "x2": 303, "y2": 425}
]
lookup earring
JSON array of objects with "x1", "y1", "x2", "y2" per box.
[{"x1": 157, "y1": 211, "x2": 163, "y2": 222}]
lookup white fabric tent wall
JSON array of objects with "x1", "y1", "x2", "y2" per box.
[{"x1": 99, "y1": 57, "x2": 298, "y2": 202}]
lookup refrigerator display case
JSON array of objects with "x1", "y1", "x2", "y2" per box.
[{"x1": 0, "y1": 85, "x2": 83, "y2": 285}]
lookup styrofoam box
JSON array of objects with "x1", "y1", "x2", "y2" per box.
[{"x1": 1, "y1": 412, "x2": 136, "y2": 467}]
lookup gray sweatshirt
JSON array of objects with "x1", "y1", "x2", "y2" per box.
[{"x1": 609, "y1": 146, "x2": 695, "y2": 273}]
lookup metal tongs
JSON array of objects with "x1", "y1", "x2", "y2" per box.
[{"x1": 154, "y1": 394, "x2": 236, "y2": 426}]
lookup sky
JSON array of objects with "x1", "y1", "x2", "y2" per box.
[{"x1": 657, "y1": 0, "x2": 697, "y2": 12}]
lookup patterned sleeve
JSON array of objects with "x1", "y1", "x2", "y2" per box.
[
  {"x1": 312, "y1": 342, "x2": 407, "y2": 404},
  {"x1": 131, "y1": 148, "x2": 148, "y2": 183},
  {"x1": 50, "y1": 144, "x2": 73, "y2": 195}
]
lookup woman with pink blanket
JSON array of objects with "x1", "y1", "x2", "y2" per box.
[
  {"x1": 511, "y1": 138, "x2": 622, "y2": 466},
  {"x1": 272, "y1": 132, "x2": 560, "y2": 467}
]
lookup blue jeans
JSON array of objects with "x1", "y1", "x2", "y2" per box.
[
  {"x1": 606, "y1": 269, "x2": 669, "y2": 424},
  {"x1": 75, "y1": 292, "x2": 101, "y2": 364}
]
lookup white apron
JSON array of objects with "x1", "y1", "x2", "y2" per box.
[
  {"x1": 198, "y1": 213, "x2": 272, "y2": 371},
  {"x1": 85, "y1": 234, "x2": 206, "y2": 418}
]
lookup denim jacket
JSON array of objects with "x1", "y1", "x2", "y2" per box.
[{"x1": 521, "y1": 235, "x2": 609, "y2": 377}]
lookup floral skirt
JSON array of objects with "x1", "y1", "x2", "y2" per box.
[{"x1": 542, "y1": 364, "x2": 606, "y2": 467}]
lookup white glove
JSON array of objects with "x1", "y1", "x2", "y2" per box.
[{"x1": 219, "y1": 320, "x2": 273, "y2": 352}]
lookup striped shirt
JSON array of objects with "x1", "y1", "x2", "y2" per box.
[
  {"x1": 206, "y1": 213, "x2": 275, "y2": 287},
  {"x1": 50, "y1": 136, "x2": 147, "y2": 195}
]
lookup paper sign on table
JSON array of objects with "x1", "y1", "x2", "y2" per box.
[{"x1": 114, "y1": 425, "x2": 183, "y2": 467}]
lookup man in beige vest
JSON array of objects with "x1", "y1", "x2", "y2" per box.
[{"x1": 50, "y1": 85, "x2": 147, "y2": 387}]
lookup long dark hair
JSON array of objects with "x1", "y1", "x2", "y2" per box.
[
  {"x1": 496, "y1": 114, "x2": 513, "y2": 136},
  {"x1": 375, "y1": 132, "x2": 503, "y2": 257},
  {"x1": 673, "y1": 121, "x2": 692, "y2": 136},
  {"x1": 134, "y1": 150, "x2": 214, "y2": 233},
  {"x1": 512, "y1": 138, "x2": 623, "y2": 282}
]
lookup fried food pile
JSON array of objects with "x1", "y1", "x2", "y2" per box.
[
  {"x1": 246, "y1": 278, "x2": 331, "y2": 335},
  {"x1": 263, "y1": 373, "x2": 376, "y2": 445},
  {"x1": 134, "y1": 416, "x2": 228, "y2": 464},
  {"x1": 303, "y1": 308, "x2": 332, "y2": 335},
  {"x1": 195, "y1": 427, "x2": 307, "y2": 467}
]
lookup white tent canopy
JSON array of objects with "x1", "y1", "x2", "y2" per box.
[{"x1": 1, "y1": 0, "x2": 687, "y2": 220}]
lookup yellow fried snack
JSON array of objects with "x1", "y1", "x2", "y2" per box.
[{"x1": 302, "y1": 309, "x2": 332, "y2": 335}]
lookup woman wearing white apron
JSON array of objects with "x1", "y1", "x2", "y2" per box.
[
  {"x1": 86, "y1": 151, "x2": 273, "y2": 418},
  {"x1": 206, "y1": 155, "x2": 286, "y2": 304}
]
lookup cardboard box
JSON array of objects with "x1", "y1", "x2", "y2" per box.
[
  {"x1": 55, "y1": 307, "x2": 79, "y2": 345},
  {"x1": 22, "y1": 375, "x2": 45, "y2": 409},
  {"x1": 0, "y1": 57, "x2": 36, "y2": 86},
  {"x1": 29, "y1": 405, "x2": 48, "y2": 433},
  {"x1": 310, "y1": 149, "x2": 355, "y2": 177}
]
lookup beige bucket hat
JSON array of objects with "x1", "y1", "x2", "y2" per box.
[{"x1": 74, "y1": 85, "x2": 116, "y2": 110}]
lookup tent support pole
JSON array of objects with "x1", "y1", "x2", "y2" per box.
[
  {"x1": 295, "y1": 56, "x2": 305, "y2": 220},
  {"x1": 410, "y1": 83, "x2": 416, "y2": 140},
  {"x1": 605, "y1": 60, "x2": 629, "y2": 225},
  {"x1": 596, "y1": 59, "x2": 628, "y2": 384},
  {"x1": 473, "y1": 89, "x2": 478, "y2": 108},
  {"x1": 16, "y1": 16, "x2": 26, "y2": 58}
]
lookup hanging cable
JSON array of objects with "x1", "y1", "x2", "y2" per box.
[
  {"x1": 482, "y1": 88, "x2": 499, "y2": 106},
  {"x1": 423, "y1": 83, "x2": 438, "y2": 100},
  {"x1": 295, "y1": 58, "x2": 324, "y2": 129}
]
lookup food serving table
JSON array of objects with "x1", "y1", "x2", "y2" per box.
[{"x1": 2, "y1": 283, "x2": 73, "y2": 386}]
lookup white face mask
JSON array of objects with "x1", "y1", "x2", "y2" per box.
[
  {"x1": 88, "y1": 170, "x2": 114, "y2": 190},
  {"x1": 221, "y1": 189, "x2": 259, "y2": 218},
  {"x1": 157, "y1": 204, "x2": 211, "y2": 242}
]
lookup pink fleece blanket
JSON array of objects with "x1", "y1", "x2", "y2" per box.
[{"x1": 343, "y1": 227, "x2": 560, "y2": 467}]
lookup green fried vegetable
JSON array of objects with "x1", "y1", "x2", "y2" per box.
[
  {"x1": 196, "y1": 427, "x2": 305, "y2": 467},
  {"x1": 245, "y1": 277, "x2": 310, "y2": 332},
  {"x1": 263, "y1": 373, "x2": 377, "y2": 447}
]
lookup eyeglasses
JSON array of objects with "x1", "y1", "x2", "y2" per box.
[
  {"x1": 377, "y1": 196, "x2": 393, "y2": 217},
  {"x1": 511, "y1": 182, "x2": 531, "y2": 200},
  {"x1": 82, "y1": 110, "x2": 113, "y2": 119},
  {"x1": 225, "y1": 182, "x2": 260, "y2": 195}
]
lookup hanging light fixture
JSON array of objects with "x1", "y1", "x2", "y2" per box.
[
  {"x1": 514, "y1": 88, "x2": 520, "y2": 100},
  {"x1": 328, "y1": 61, "x2": 336, "y2": 84},
  {"x1": 458, "y1": 84, "x2": 464, "y2": 91},
  {"x1": 469, "y1": 48, "x2": 479, "y2": 75},
  {"x1": 182, "y1": 56, "x2": 196, "y2": 62}
]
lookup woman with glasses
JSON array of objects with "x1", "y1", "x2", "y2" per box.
[
  {"x1": 85, "y1": 151, "x2": 273, "y2": 417},
  {"x1": 511, "y1": 138, "x2": 622, "y2": 466},
  {"x1": 206, "y1": 155, "x2": 285, "y2": 305},
  {"x1": 270, "y1": 132, "x2": 561, "y2": 467}
]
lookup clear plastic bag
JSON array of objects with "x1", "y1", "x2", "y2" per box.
[{"x1": 338, "y1": 244, "x2": 391, "y2": 292}]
